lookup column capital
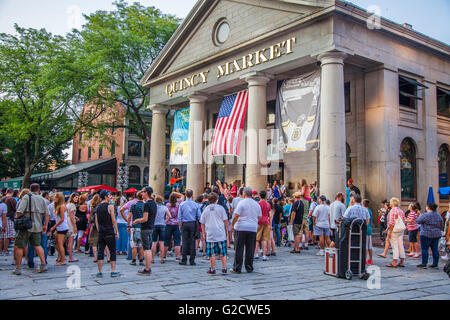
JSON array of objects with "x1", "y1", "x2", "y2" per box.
[
  {"x1": 240, "y1": 72, "x2": 273, "y2": 87},
  {"x1": 188, "y1": 93, "x2": 208, "y2": 104},
  {"x1": 149, "y1": 104, "x2": 168, "y2": 114},
  {"x1": 317, "y1": 51, "x2": 347, "y2": 66}
]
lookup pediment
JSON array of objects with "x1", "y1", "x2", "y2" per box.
[{"x1": 142, "y1": 0, "x2": 333, "y2": 86}]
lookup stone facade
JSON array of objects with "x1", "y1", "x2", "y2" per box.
[{"x1": 142, "y1": 0, "x2": 450, "y2": 218}]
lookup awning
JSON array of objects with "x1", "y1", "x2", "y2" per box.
[
  {"x1": 438, "y1": 187, "x2": 450, "y2": 195},
  {"x1": 400, "y1": 91, "x2": 423, "y2": 101},
  {"x1": 399, "y1": 75, "x2": 429, "y2": 89}
]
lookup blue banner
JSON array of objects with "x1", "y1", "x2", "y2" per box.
[{"x1": 170, "y1": 107, "x2": 190, "y2": 165}]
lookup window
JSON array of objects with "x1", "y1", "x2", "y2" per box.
[
  {"x1": 78, "y1": 149, "x2": 81, "y2": 161},
  {"x1": 439, "y1": 144, "x2": 449, "y2": 200},
  {"x1": 399, "y1": 75, "x2": 427, "y2": 109},
  {"x1": 129, "y1": 166, "x2": 141, "y2": 184},
  {"x1": 400, "y1": 138, "x2": 417, "y2": 200},
  {"x1": 111, "y1": 141, "x2": 115, "y2": 155},
  {"x1": 88, "y1": 147, "x2": 92, "y2": 160},
  {"x1": 437, "y1": 87, "x2": 450, "y2": 117},
  {"x1": 267, "y1": 101, "x2": 276, "y2": 125},
  {"x1": 112, "y1": 122, "x2": 116, "y2": 134},
  {"x1": 143, "y1": 167, "x2": 149, "y2": 185},
  {"x1": 144, "y1": 142, "x2": 149, "y2": 157},
  {"x1": 346, "y1": 144, "x2": 352, "y2": 181},
  {"x1": 128, "y1": 141, "x2": 142, "y2": 157},
  {"x1": 345, "y1": 82, "x2": 351, "y2": 113},
  {"x1": 99, "y1": 146, "x2": 103, "y2": 158}
]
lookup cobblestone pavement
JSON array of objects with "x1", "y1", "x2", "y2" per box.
[{"x1": 0, "y1": 242, "x2": 449, "y2": 300}]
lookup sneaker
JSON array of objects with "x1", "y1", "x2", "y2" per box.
[
  {"x1": 254, "y1": 255, "x2": 259, "y2": 260},
  {"x1": 110, "y1": 272, "x2": 121, "y2": 277},
  {"x1": 207, "y1": 269, "x2": 216, "y2": 274},
  {"x1": 38, "y1": 265, "x2": 48, "y2": 273},
  {"x1": 96, "y1": 272, "x2": 103, "y2": 278},
  {"x1": 316, "y1": 250, "x2": 325, "y2": 256},
  {"x1": 129, "y1": 260, "x2": 136, "y2": 266},
  {"x1": 429, "y1": 265, "x2": 439, "y2": 269},
  {"x1": 407, "y1": 253, "x2": 415, "y2": 257},
  {"x1": 416, "y1": 264, "x2": 427, "y2": 269},
  {"x1": 271, "y1": 252, "x2": 276, "y2": 256},
  {"x1": 222, "y1": 268, "x2": 227, "y2": 274},
  {"x1": 230, "y1": 269, "x2": 241, "y2": 274},
  {"x1": 139, "y1": 260, "x2": 144, "y2": 266},
  {"x1": 12, "y1": 268, "x2": 21, "y2": 275},
  {"x1": 137, "y1": 268, "x2": 151, "y2": 276},
  {"x1": 366, "y1": 259, "x2": 373, "y2": 265},
  {"x1": 262, "y1": 256, "x2": 268, "y2": 261},
  {"x1": 413, "y1": 253, "x2": 421, "y2": 258}
]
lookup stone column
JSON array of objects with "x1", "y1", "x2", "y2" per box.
[
  {"x1": 241, "y1": 72, "x2": 272, "y2": 192},
  {"x1": 318, "y1": 51, "x2": 347, "y2": 199},
  {"x1": 149, "y1": 104, "x2": 168, "y2": 196},
  {"x1": 186, "y1": 94, "x2": 207, "y2": 198}
]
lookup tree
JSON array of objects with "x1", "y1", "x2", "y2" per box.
[
  {"x1": 0, "y1": 25, "x2": 105, "y2": 187},
  {"x1": 78, "y1": 0, "x2": 180, "y2": 146}
]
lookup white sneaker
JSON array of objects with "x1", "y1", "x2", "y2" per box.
[
  {"x1": 442, "y1": 255, "x2": 449, "y2": 261},
  {"x1": 254, "y1": 255, "x2": 259, "y2": 260},
  {"x1": 262, "y1": 256, "x2": 268, "y2": 261},
  {"x1": 316, "y1": 250, "x2": 325, "y2": 256}
]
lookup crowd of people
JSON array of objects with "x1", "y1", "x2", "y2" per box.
[{"x1": 0, "y1": 177, "x2": 449, "y2": 278}]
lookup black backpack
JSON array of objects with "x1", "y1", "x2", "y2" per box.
[{"x1": 217, "y1": 195, "x2": 230, "y2": 220}]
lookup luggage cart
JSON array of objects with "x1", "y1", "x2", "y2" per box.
[{"x1": 345, "y1": 218, "x2": 369, "y2": 280}]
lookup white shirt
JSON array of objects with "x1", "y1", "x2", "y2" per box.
[
  {"x1": 234, "y1": 198, "x2": 262, "y2": 233},
  {"x1": 0, "y1": 202, "x2": 7, "y2": 229},
  {"x1": 330, "y1": 200, "x2": 346, "y2": 229},
  {"x1": 200, "y1": 204, "x2": 228, "y2": 242},
  {"x1": 312, "y1": 204, "x2": 330, "y2": 229}
]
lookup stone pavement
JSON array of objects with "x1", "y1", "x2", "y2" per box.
[{"x1": 0, "y1": 243, "x2": 449, "y2": 300}]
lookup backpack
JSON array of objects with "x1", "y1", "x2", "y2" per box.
[{"x1": 217, "y1": 195, "x2": 230, "y2": 220}]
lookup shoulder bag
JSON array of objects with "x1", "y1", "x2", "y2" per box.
[
  {"x1": 14, "y1": 194, "x2": 33, "y2": 231},
  {"x1": 392, "y1": 210, "x2": 406, "y2": 233}
]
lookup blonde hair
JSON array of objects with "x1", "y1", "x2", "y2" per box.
[
  {"x1": 54, "y1": 193, "x2": 66, "y2": 217},
  {"x1": 390, "y1": 197, "x2": 400, "y2": 207},
  {"x1": 90, "y1": 194, "x2": 101, "y2": 210},
  {"x1": 19, "y1": 189, "x2": 30, "y2": 199},
  {"x1": 155, "y1": 195, "x2": 164, "y2": 204}
]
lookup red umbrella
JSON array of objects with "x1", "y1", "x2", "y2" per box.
[
  {"x1": 76, "y1": 185, "x2": 118, "y2": 192},
  {"x1": 123, "y1": 187, "x2": 138, "y2": 194}
]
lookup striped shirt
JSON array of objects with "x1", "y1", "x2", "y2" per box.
[
  {"x1": 406, "y1": 210, "x2": 419, "y2": 231},
  {"x1": 387, "y1": 206, "x2": 406, "y2": 228}
]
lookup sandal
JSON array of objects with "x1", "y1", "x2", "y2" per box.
[
  {"x1": 161, "y1": 260, "x2": 165, "y2": 264},
  {"x1": 398, "y1": 264, "x2": 405, "y2": 267},
  {"x1": 55, "y1": 262, "x2": 67, "y2": 266},
  {"x1": 386, "y1": 264, "x2": 397, "y2": 268},
  {"x1": 69, "y1": 259, "x2": 79, "y2": 263},
  {"x1": 377, "y1": 254, "x2": 387, "y2": 258}
]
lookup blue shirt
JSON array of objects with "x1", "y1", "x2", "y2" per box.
[
  {"x1": 178, "y1": 199, "x2": 201, "y2": 223},
  {"x1": 273, "y1": 186, "x2": 280, "y2": 199},
  {"x1": 343, "y1": 203, "x2": 370, "y2": 221},
  {"x1": 367, "y1": 209, "x2": 373, "y2": 236},
  {"x1": 416, "y1": 211, "x2": 444, "y2": 239}
]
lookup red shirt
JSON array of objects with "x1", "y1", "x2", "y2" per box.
[
  {"x1": 258, "y1": 200, "x2": 271, "y2": 226},
  {"x1": 230, "y1": 185, "x2": 237, "y2": 198}
]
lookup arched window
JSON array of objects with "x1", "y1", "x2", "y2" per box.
[
  {"x1": 400, "y1": 138, "x2": 417, "y2": 200},
  {"x1": 439, "y1": 144, "x2": 449, "y2": 200},
  {"x1": 129, "y1": 166, "x2": 141, "y2": 185},
  {"x1": 346, "y1": 144, "x2": 352, "y2": 181},
  {"x1": 143, "y1": 167, "x2": 149, "y2": 185}
]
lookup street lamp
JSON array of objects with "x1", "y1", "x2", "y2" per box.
[{"x1": 117, "y1": 153, "x2": 128, "y2": 191}]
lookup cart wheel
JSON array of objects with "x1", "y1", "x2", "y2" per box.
[
  {"x1": 361, "y1": 272, "x2": 370, "y2": 281},
  {"x1": 345, "y1": 270, "x2": 353, "y2": 280}
]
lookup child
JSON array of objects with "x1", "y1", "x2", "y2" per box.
[
  {"x1": 200, "y1": 192, "x2": 229, "y2": 274},
  {"x1": 406, "y1": 202, "x2": 421, "y2": 258},
  {"x1": 362, "y1": 199, "x2": 373, "y2": 265}
]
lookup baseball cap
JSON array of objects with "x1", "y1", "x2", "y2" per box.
[
  {"x1": 252, "y1": 190, "x2": 258, "y2": 195},
  {"x1": 348, "y1": 179, "x2": 354, "y2": 183},
  {"x1": 99, "y1": 190, "x2": 111, "y2": 199},
  {"x1": 144, "y1": 186, "x2": 153, "y2": 196}
]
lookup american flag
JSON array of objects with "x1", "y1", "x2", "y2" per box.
[{"x1": 211, "y1": 90, "x2": 249, "y2": 156}]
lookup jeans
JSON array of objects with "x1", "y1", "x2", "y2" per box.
[
  {"x1": 420, "y1": 235, "x2": 440, "y2": 266},
  {"x1": 233, "y1": 231, "x2": 256, "y2": 273},
  {"x1": 27, "y1": 232, "x2": 47, "y2": 268},
  {"x1": 165, "y1": 225, "x2": 181, "y2": 247},
  {"x1": 116, "y1": 223, "x2": 128, "y2": 253},
  {"x1": 97, "y1": 233, "x2": 116, "y2": 261},
  {"x1": 274, "y1": 224, "x2": 281, "y2": 246}
]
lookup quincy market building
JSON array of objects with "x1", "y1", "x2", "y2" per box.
[{"x1": 142, "y1": 0, "x2": 450, "y2": 214}]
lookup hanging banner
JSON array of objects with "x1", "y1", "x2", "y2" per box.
[
  {"x1": 273, "y1": 70, "x2": 321, "y2": 154},
  {"x1": 169, "y1": 107, "x2": 190, "y2": 165}
]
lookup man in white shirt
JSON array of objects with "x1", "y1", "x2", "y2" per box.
[
  {"x1": 231, "y1": 187, "x2": 262, "y2": 274},
  {"x1": 329, "y1": 192, "x2": 346, "y2": 242},
  {"x1": 312, "y1": 196, "x2": 331, "y2": 256},
  {"x1": 200, "y1": 192, "x2": 229, "y2": 274}
]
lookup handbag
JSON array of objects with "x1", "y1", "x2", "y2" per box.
[
  {"x1": 14, "y1": 194, "x2": 33, "y2": 231},
  {"x1": 392, "y1": 211, "x2": 406, "y2": 233},
  {"x1": 287, "y1": 225, "x2": 294, "y2": 242}
]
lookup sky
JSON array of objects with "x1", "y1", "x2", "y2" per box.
[{"x1": 0, "y1": 0, "x2": 448, "y2": 161}]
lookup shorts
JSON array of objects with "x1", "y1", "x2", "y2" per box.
[
  {"x1": 293, "y1": 220, "x2": 309, "y2": 236},
  {"x1": 152, "y1": 226, "x2": 166, "y2": 242},
  {"x1": 206, "y1": 240, "x2": 227, "y2": 258},
  {"x1": 130, "y1": 228, "x2": 142, "y2": 248},
  {"x1": 408, "y1": 229, "x2": 418, "y2": 243},
  {"x1": 141, "y1": 229, "x2": 153, "y2": 251},
  {"x1": 164, "y1": 225, "x2": 181, "y2": 247},
  {"x1": 56, "y1": 230, "x2": 68, "y2": 235},
  {"x1": 313, "y1": 226, "x2": 330, "y2": 237},
  {"x1": 256, "y1": 224, "x2": 271, "y2": 241},
  {"x1": 0, "y1": 218, "x2": 15, "y2": 239},
  {"x1": 14, "y1": 230, "x2": 41, "y2": 248},
  {"x1": 366, "y1": 236, "x2": 373, "y2": 250}
]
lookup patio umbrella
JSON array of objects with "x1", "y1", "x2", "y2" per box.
[
  {"x1": 77, "y1": 185, "x2": 118, "y2": 193},
  {"x1": 426, "y1": 186, "x2": 435, "y2": 204},
  {"x1": 123, "y1": 187, "x2": 138, "y2": 194},
  {"x1": 438, "y1": 186, "x2": 450, "y2": 195}
]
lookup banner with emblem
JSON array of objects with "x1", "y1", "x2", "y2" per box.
[
  {"x1": 273, "y1": 70, "x2": 321, "y2": 154},
  {"x1": 169, "y1": 107, "x2": 190, "y2": 165}
]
